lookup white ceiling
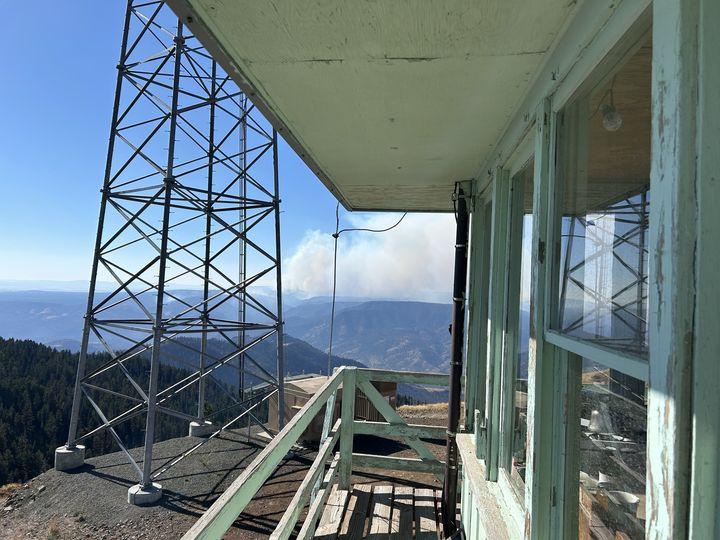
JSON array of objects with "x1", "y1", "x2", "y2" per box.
[{"x1": 167, "y1": 0, "x2": 577, "y2": 211}]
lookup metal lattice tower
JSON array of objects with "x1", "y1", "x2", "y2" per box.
[{"x1": 56, "y1": 0, "x2": 285, "y2": 500}]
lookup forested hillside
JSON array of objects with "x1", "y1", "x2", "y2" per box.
[
  {"x1": 0, "y1": 335, "x2": 362, "y2": 486},
  {"x1": 0, "y1": 338, "x2": 233, "y2": 486}
]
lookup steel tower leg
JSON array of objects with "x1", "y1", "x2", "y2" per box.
[
  {"x1": 273, "y1": 130, "x2": 286, "y2": 430},
  {"x1": 130, "y1": 18, "x2": 185, "y2": 503}
]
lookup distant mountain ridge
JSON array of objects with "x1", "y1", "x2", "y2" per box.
[
  {"x1": 0, "y1": 291, "x2": 453, "y2": 373},
  {"x1": 286, "y1": 300, "x2": 452, "y2": 373},
  {"x1": 0, "y1": 290, "x2": 454, "y2": 405}
]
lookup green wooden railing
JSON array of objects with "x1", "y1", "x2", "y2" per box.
[{"x1": 181, "y1": 367, "x2": 449, "y2": 540}]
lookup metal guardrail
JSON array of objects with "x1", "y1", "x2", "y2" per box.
[{"x1": 181, "y1": 367, "x2": 449, "y2": 540}]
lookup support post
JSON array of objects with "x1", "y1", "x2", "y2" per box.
[
  {"x1": 647, "y1": 0, "x2": 703, "y2": 536},
  {"x1": 196, "y1": 59, "x2": 217, "y2": 429},
  {"x1": 485, "y1": 167, "x2": 511, "y2": 480},
  {"x1": 273, "y1": 129, "x2": 285, "y2": 429},
  {"x1": 689, "y1": 0, "x2": 720, "y2": 537},
  {"x1": 133, "y1": 18, "x2": 185, "y2": 502},
  {"x1": 238, "y1": 94, "x2": 248, "y2": 408},
  {"x1": 339, "y1": 367, "x2": 356, "y2": 489},
  {"x1": 442, "y1": 183, "x2": 470, "y2": 536}
]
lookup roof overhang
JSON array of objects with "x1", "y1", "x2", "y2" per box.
[{"x1": 166, "y1": 0, "x2": 576, "y2": 211}]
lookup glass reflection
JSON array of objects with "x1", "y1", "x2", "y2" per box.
[
  {"x1": 556, "y1": 39, "x2": 651, "y2": 358},
  {"x1": 578, "y1": 362, "x2": 646, "y2": 539}
]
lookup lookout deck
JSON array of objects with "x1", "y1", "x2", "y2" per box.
[
  {"x1": 314, "y1": 484, "x2": 442, "y2": 540},
  {"x1": 181, "y1": 367, "x2": 452, "y2": 539}
]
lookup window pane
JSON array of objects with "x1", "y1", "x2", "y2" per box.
[
  {"x1": 578, "y1": 360, "x2": 647, "y2": 539},
  {"x1": 508, "y1": 159, "x2": 534, "y2": 494},
  {"x1": 556, "y1": 38, "x2": 651, "y2": 358}
]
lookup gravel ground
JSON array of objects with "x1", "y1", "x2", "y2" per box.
[
  {"x1": 1, "y1": 408, "x2": 447, "y2": 539},
  {"x1": 1, "y1": 429, "x2": 315, "y2": 540}
]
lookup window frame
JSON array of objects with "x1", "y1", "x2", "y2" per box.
[
  {"x1": 459, "y1": 1, "x2": 713, "y2": 538},
  {"x1": 464, "y1": 185, "x2": 493, "y2": 440},
  {"x1": 469, "y1": 15, "x2": 655, "y2": 538},
  {"x1": 498, "y1": 137, "x2": 536, "y2": 509},
  {"x1": 543, "y1": 17, "x2": 653, "y2": 538}
]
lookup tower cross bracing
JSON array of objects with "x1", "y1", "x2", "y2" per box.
[{"x1": 58, "y1": 0, "x2": 285, "y2": 499}]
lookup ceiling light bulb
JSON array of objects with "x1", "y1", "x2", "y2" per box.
[{"x1": 601, "y1": 103, "x2": 623, "y2": 132}]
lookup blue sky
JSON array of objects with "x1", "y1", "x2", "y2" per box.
[{"x1": 0, "y1": 2, "x2": 453, "y2": 300}]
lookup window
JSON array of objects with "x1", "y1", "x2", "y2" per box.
[
  {"x1": 466, "y1": 190, "x2": 493, "y2": 442},
  {"x1": 501, "y1": 158, "x2": 534, "y2": 498},
  {"x1": 554, "y1": 39, "x2": 651, "y2": 358},
  {"x1": 555, "y1": 31, "x2": 651, "y2": 539}
]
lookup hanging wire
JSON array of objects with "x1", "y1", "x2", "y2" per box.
[
  {"x1": 590, "y1": 75, "x2": 617, "y2": 119},
  {"x1": 326, "y1": 203, "x2": 407, "y2": 375},
  {"x1": 326, "y1": 204, "x2": 341, "y2": 376}
]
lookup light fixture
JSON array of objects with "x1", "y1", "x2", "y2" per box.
[
  {"x1": 601, "y1": 77, "x2": 623, "y2": 132},
  {"x1": 601, "y1": 102, "x2": 623, "y2": 131}
]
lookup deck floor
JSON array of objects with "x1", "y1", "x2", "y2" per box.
[{"x1": 314, "y1": 484, "x2": 443, "y2": 539}]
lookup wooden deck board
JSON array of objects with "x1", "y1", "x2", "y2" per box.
[
  {"x1": 316, "y1": 485, "x2": 443, "y2": 539},
  {"x1": 315, "y1": 485, "x2": 350, "y2": 540},
  {"x1": 414, "y1": 488, "x2": 438, "y2": 540},
  {"x1": 390, "y1": 486, "x2": 414, "y2": 540},
  {"x1": 367, "y1": 486, "x2": 393, "y2": 539},
  {"x1": 339, "y1": 484, "x2": 372, "y2": 540}
]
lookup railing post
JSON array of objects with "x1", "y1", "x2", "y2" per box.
[
  {"x1": 311, "y1": 368, "x2": 339, "y2": 502},
  {"x1": 339, "y1": 367, "x2": 356, "y2": 489}
]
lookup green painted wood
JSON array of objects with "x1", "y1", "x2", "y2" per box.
[
  {"x1": 524, "y1": 99, "x2": 556, "y2": 540},
  {"x1": 646, "y1": 1, "x2": 700, "y2": 537},
  {"x1": 352, "y1": 454, "x2": 445, "y2": 475},
  {"x1": 320, "y1": 388, "x2": 338, "y2": 443},
  {"x1": 180, "y1": 369, "x2": 344, "y2": 540},
  {"x1": 557, "y1": 351, "x2": 581, "y2": 538},
  {"x1": 339, "y1": 367, "x2": 356, "y2": 489},
  {"x1": 465, "y1": 190, "x2": 492, "y2": 438},
  {"x1": 689, "y1": 0, "x2": 720, "y2": 537},
  {"x1": 356, "y1": 368, "x2": 449, "y2": 387},
  {"x1": 457, "y1": 434, "x2": 520, "y2": 539},
  {"x1": 545, "y1": 330, "x2": 649, "y2": 381},
  {"x1": 463, "y1": 193, "x2": 485, "y2": 430},
  {"x1": 485, "y1": 166, "x2": 512, "y2": 482},
  {"x1": 355, "y1": 377, "x2": 442, "y2": 480},
  {"x1": 471, "y1": 193, "x2": 493, "y2": 461},
  {"x1": 498, "y1": 165, "x2": 527, "y2": 472},
  {"x1": 312, "y1": 386, "x2": 338, "y2": 501},
  {"x1": 270, "y1": 420, "x2": 341, "y2": 540},
  {"x1": 352, "y1": 420, "x2": 445, "y2": 440},
  {"x1": 297, "y1": 453, "x2": 341, "y2": 540}
]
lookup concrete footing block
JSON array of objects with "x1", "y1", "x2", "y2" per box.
[
  {"x1": 127, "y1": 482, "x2": 163, "y2": 505},
  {"x1": 188, "y1": 420, "x2": 216, "y2": 438},
  {"x1": 54, "y1": 445, "x2": 86, "y2": 471}
]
